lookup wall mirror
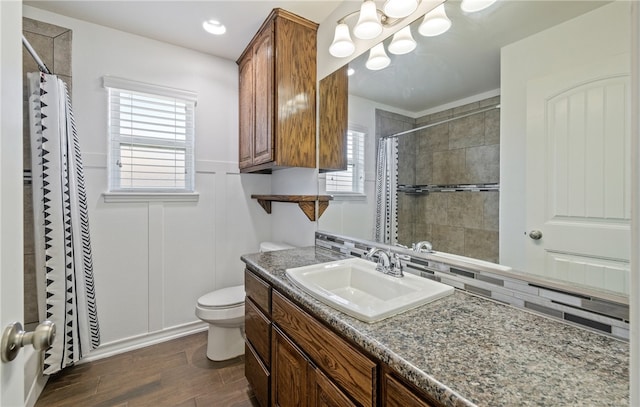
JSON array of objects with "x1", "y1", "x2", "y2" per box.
[{"x1": 318, "y1": 0, "x2": 630, "y2": 300}]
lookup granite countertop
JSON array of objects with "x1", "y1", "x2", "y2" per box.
[{"x1": 241, "y1": 247, "x2": 629, "y2": 407}]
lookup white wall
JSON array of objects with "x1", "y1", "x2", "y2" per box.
[
  {"x1": 500, "y1": 2, "x2": 630, "y2": 271},
  {"x1": 22, "y1": 6, "x2": 272, "y2": 351}
]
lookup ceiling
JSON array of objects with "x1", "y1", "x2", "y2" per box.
[
  {"x1": 347, "y1": 0, "x2": 610, "y2": 113},
  {"x1": 24, "y1": 0, "x2": 343, "y2": 61},
  {"x1": 24, "y1": 1, "x2": 610, "y2": 112}
]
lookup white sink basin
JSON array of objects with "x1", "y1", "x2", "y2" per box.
[{"x1": 285, "y1": 258, "x2": 454, "y2": 323}]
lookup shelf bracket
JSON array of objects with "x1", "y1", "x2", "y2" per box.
[{"x1": 251, "y1": 195, "x2": 333, "y2": 221}]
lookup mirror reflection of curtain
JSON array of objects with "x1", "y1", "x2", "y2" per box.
[{"x1": 374, "y1": 137, "x2": 398, "y2": 244}]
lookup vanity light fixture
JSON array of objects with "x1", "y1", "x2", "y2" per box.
[
  {"x1": 329, "y1": 0, "x2": 497, "y2": 71},
  {"x1": 202, "y1": 20, "x2": 226, "y2": 35},
  {"x1": 418, "y1": 4, "x2": 451, "y2": 37},
  {"x1": 383, "y1": 0, "x2": 419, "y2": 19},
  {"x1": 353, "y1": 0, "x2": 384, "y2": 39},
  {"x1": 329, "y1": 0, "x2": 405, "y2": 58},
  {"x1": 365, "y1": 43, "x2": 391, "y2": 70},
  {"x1": 460, "y1": 0, "x2": 497, "y2": 13},
  {"x1": 388, "y1": 26, "x2": 417, "y2": 55},
  {"x1": 329, "y1": 23, "x2": 356, "y2": 58}
]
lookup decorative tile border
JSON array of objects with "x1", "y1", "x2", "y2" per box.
[{"x1": 315, "y1": 231, "x2": 630, "y2": 341}]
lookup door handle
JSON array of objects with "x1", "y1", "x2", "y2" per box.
[
  {"x1": 1, "y1": 320, "x2": 56, "y2": 363},
  {"x1": 529, "y1": 230, "x2": 543, "y2": 240}
]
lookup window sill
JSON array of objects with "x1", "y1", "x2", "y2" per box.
[
  {"x1": 328, "y1": 193, "x2": 367, "y2": 202},
  {"x1": 103, "y1": 192, "x2": 200, "y2": 203}
]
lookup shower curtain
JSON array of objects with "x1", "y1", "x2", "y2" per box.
[
  {"x1": 374, "y1": 137, "x2": 398, "y2": 244},
  {"x1": 28, "y1": 72, "x2": 100, "y2": 374}
]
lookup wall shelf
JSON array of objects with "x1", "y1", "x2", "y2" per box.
[{"x1": 251, "y1": 195, "x2": 333, "y2": 221}]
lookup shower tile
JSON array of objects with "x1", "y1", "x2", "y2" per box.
[
  {"x1": 54, "y1": 30, "x2": 73, "y2": 77},
  {"x1": 447, "y1": 193, "x2": 483, "y2": 229},
  {"x1": 23, "y1": 17, "x2": 69, "y2": 38},
  {"x1": 433, "y1": 149, "x2": 466, "y2": 185},
  {"x1": 419, "y1": 123, "x2": 449, "y2": 152},
  {"x1": 23, "y1": 186, "x2": 35, "y2": 255},
  {"x1": 465, "y1": 144, "x2": 500, "y2": 184},
  {"x1": 417, "y1": 194, "x2": 448, "y2": 226},
  {"x1": 24, "y1": 254, "x2": 39, "y2": 325},
  {"x1": 480, "y1": 96, "x2": 501, "y2": 108},
  {"x1": 453, "y1": 101, "x2": 480, "y2": 116},
  {"x1": 415, "y1": 151, "x2": 433, "y2": 185},
  {"x1": 397, "y1": 134, "x2": 416, "y2": 185},
  {"x1": 430, "y1": 224, "x2": 464, "y2": 255},
  {"x1": 484, "y1": 108, "x2": 500, "y2": 145},
  {"x1": 483, "y1": 192, "x2": 499, "y2": 231},
  {"x1": 23, "y1": 32, "x2": 54, "y2": 75},
  {"x1": 449, "y1": 113, "x2": 485, "y2": 150},
  {"x1": 464, "y1": 228, "x2": 499, "y2": 263}
]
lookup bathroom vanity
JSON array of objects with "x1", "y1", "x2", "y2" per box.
[{"x1": 241, "y1": 247, "x2": 628, "y2": 407}]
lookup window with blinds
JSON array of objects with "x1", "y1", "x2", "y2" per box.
[
  {"x1": 326, "y1": 130, "x2": 365, "y2": 194},
  {"x1": 104, "y1": 77, "x2": 197, "y2": 193}
]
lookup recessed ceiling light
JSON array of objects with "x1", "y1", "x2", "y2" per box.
[{"x1": 203, "y1": 20, "x2": 226, "y2": 35}]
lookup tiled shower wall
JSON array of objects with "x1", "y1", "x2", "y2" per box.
[
  {"x1": 22, "y1": 18, "x2": 72, "y2": 329},
  {"x1": 375, "y1": 96, "x2": 500, "y2": 263}
]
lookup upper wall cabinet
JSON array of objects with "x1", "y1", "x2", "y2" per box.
[
  {"x1": 237, "y1": 9, "x2": 318, "y2": 173},
  {"x1": 319, "y1": 65, "x2": 348, "y2": 172}
]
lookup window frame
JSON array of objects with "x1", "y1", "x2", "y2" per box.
[
  {"x1": 103, "y1": 76, "x2": 198, "y2": 201},
  {"x1": 325, "y1": 127, "x2": 366, "y2": 197}
]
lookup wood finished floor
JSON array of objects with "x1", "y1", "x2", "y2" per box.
[{"x1": 35, "y1": 332, "x2": 258, "y2": 407}]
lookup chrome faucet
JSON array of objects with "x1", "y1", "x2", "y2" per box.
[
  {"x1": 366, "y1": 247, "x2": 404, "y2": 277},
  {"x1": 412, "y1": 240, "x2": 433, "y2": 253}
]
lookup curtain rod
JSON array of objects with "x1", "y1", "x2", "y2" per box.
[
  {"x1": 22, "y1": 34, "x2": 51, "y2": 74},
  {"x1": 382, "y1": 104, "x2": 500, "y2": 139}
]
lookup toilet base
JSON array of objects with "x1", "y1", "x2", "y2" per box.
[{"x1": 206, "y1": 324, "x2": 244, "y2": 361}]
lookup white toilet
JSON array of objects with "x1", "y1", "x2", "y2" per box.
[{"x1": 195, "y1": 241, "x2": 294, "y2": 361}]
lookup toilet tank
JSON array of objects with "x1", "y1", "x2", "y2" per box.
[{"x1": 259, "y1": 241, "x2": 295, "y2": 252}]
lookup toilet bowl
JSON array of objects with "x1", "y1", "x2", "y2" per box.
[{"x1": 195, "y1": 241, "x2": 294, "y2": 361}]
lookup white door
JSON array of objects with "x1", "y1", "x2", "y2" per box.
[
  {"x1": 1, "y1": 1, "x2": 27, "y2": 406},
  {"x1": 526, "y1": 53, "x2": 630, "y2": 294}
]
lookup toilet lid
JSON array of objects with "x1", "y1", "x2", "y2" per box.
[{"x1": 197, "y1": 285, "x2": 245, "y2": 308}]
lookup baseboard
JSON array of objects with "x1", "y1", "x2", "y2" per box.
[
  {"x1": 25, "y1": 348, "x2": 48, "y2": 407},
  {"x1": 80, "y1": 321, "x2": 208, "y2": 364}
]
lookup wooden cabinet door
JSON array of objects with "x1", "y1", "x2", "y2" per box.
[
  {"x1": 252, "y1": 26, "x2": 274, "y2": 166},
  {"x1": 383, "y1": 373, "x2": 436, "y2": 407},
  {"x1": 238, "y1": 53, "x2": 254, "y2": 169},
  {"x1": 272, "y1": 327, "x2": 308, "y2": 407},
  {"x1": 309, "y1": 367, "x2": 356, "y2": 407},
  {"x1": 319, "y1": 65, "x2": 348, "y2": 171}
]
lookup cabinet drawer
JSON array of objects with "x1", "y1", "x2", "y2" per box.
[
  {"x1": 245, "y1": 298, "x2": 271, "y2": 368},
  {"x1": 245, "y1": 268, "x2": 271, "y2": 315},
  {"x1": 272, "y1": 291, "x2": 377, "y2": 407},
  {"x1": 245, "y1": 342, "x2": 270, "y2": 407}
]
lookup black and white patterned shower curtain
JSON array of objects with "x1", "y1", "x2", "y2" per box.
[
  {"x1": 374, "y1": 137, "x2": 398, "y2": 244},
  {"x1": 27, "y1": 72, "x2": 100, "y2": 375}
]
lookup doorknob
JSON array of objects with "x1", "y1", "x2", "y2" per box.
[
  {"x1": 1, "y1": 320, "x2": 56, "y2": 363},
  {"x1": 529, "y1": 230, "x2": 543, "y2": 240}
]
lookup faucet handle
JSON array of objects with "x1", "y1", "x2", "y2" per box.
[{"x1": 390, "y1": 253, "x2": 405, "y2": 277}]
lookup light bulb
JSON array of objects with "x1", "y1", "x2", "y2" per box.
[
  {"x1": 418, "y1": 4, "x2": 451, "y2": 37},
  {"x1": 365, "y1": 43, "x2": 391, "y2": 70},
  {"x1": 388, "y1": 26, "x2": 416, "y2": 55},
  {"x1": 202, "y1": 20, "x2": 226, "y2": 35},
  {"x1": 354, "y1": 0, "x2": 383, "y2": 40},
  {"x1": 329, "y1": 23, "x2": 356, "y2": 58},
  {"x1": 383, "y1": 0, "x2": 419, "y2": 19}
]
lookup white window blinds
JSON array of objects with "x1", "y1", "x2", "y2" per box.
[
  {"x1": 104, "y1": 77, "x2": 197, "y2": 193},
  {"x1": 326, "y1": 130, "x2": 365, "y2": 194}
]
